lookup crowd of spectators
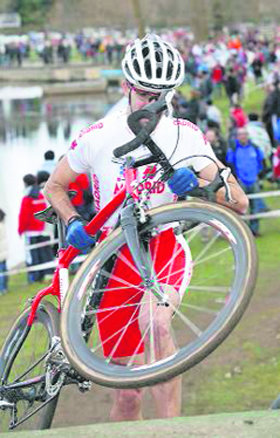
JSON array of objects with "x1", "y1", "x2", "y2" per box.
[
  {"x1": 1, "y1": 24, "x2": 280, "y2": 79},
  {"x1": 172, "y1": 74, "x2": 280, "y2": 236}
]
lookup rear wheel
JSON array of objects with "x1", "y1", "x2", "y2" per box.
[
  {"x1": 0, "y1": 301, "x2": 60, "y2": 431},
  {"x1": 61, "y1": 200, "x2": 258, "y2": 388}
]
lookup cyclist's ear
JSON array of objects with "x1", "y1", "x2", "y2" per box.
[{"x1": 121, "y1": 80, "x2": 129, "y2": 96}]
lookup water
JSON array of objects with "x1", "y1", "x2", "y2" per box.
[{"x1": 0, "y1": 89, "x2": 122, "y2": 268}]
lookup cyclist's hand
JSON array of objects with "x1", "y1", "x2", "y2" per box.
[
  {"x1": 168, "y1": 167, "x2": 198, "y2": 196},
  {"x1": 66, "y1": 216, "x2": 95, "y2": 250}
]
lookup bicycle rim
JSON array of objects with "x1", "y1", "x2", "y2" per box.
[
  {"x1": 61, "y1": 201, "x2": 258, "y2": 388},
  {"x1": 0, "y1": 302, "x2": 60, "y2": 431}
]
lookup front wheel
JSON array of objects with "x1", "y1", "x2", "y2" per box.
[
  {"x1": 0, "y1": 301, "x2": 60, "y2": 431},
  {"x1": 61, "y1": 200, "x2": 258, "y2": 388}
]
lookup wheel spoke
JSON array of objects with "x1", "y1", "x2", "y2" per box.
[
  {"x1": 194, "y1": 246, "x2": 231, "y2": 266},
  {"x1": 193, "y1": 232, "x2": 220, "y2": 263},
  {"x1": 187, "y1": 285, "x2": 230, "y2": 293},
  {"x1": 179, "y1": 302, "x2": 218, "y2": 315}
]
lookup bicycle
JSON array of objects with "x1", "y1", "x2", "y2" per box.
[{"x1": 0, "y1": 93, "x2": 258, "y2": 431}]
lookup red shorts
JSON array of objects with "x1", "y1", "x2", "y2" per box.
[{"x1": 96, "y1": 228, "x2": 192, "y2": 358}]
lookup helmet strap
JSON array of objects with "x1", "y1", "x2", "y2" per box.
[{"x1": 128, "y1": 89, "x2": 133, "y2": 113}]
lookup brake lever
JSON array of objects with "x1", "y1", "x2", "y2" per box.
[
  {"x1": 183, "y1": 167, "x2": 237, "y2": 203},
  {"x1": 219, "y1": 168, "x2": 237, "y2": 204}
]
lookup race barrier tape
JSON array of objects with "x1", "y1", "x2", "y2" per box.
[
  {"x1": 1, "y1": 254, "x2": 87, "y2": 277},
  {"x1": 24, "y1": 238, "x2": 59, "y2": 250}
]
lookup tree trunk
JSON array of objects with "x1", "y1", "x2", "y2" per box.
[{"x1": 131, "y1": 0, "x2": 145, "y2": 38}]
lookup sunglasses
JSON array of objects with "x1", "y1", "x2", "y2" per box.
[{"x1": 127, "y1": 82, "x2": 161, "y2": 100}]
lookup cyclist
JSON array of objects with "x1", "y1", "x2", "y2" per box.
[{"x1": 45, "y1": 34, "x2": 248, "y2": 422}]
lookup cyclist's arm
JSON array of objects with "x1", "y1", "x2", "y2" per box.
[
  {"x1": 198, "y1": 160, "x2": 249, "y2": 214},
  {"x1": 44, "y1": 156, "x2": 81, "y2": 225}
]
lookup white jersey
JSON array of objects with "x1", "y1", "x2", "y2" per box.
[{"x1": 67, "y1": 108, "x2": 217, "y2": 227}]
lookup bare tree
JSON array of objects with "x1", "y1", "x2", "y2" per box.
[
  {"x1": 131, "y1": 0, "x2": 145, "y2": 38},
  {"x1": 189, "y1": 0, "x2": 209, "y2": 41}
]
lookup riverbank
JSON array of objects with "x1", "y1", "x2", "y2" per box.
[{"x1": 0, "y1": 64, "x2": 123, "y2": 96}]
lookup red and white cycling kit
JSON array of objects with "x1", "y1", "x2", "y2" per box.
[{"x1": 67, "y1": 108, "x2": 217, "y2": 358}]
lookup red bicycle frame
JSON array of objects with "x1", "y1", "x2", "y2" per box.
[{"x1": 27, "y1": 187, "x2": 127, "y2": 326}]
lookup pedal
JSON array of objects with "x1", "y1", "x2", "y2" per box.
[{"x1": 78, "y1": 380, "x2": 92, "y2": 393}]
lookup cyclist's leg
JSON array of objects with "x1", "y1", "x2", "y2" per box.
[
  {"x1": 135, "y1": 229, "x2": 191, "y2": 417},
  {"x1": 110, "y1": 387, "x2": 144, "y2": 421},
  {"x1": 109, "y1": 355, "x2": 145, "y2": 421},
  {"x1": 138, "y1": 286, "x2": 182, "y2": 418}
]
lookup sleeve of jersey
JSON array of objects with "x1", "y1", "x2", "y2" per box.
[
  {"x1": 67, "y1": 136, "x2": 91, "y2": 174},
  {"x1": 189, "y1": 129, "x2": 218, "y2": 173}
]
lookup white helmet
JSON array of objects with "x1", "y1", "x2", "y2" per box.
[{"x1": 122, "y1": 34, "x2": 185, "y2": 92}]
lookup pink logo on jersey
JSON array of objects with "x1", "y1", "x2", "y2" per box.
[
  {"x1": 137, "y1": 181, "x2": 165, "y2": 194},
  {"x1": 143, "y1": 165, "x2": 157, "y2": 179},
  {"x1": 173, "y1": 119, "x2": 199, "y2": 131},
  {"x1": 78, "y1": 122, "x2": 104, "y2": 139},
  {"x1": 70, "y1": 139, "x2": 78, "y2": 149}
]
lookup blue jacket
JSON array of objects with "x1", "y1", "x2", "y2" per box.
[{"x1": 226, "y1": 140, "x2": 264, "y2": 186}]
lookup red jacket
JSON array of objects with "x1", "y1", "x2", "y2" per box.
[
  {"x1": 69, "y1": 173, "x2": 90, "y2": 207},
  {"x1": 18, "y1": 186, "x2": 46, "y2": 235}
]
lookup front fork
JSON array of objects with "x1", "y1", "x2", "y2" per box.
[{"x1": 120, "y1": 199, "x2": 168, "y2": 306}]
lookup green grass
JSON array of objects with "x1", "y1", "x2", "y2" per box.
[{"x1": 0, "y1": 273, "x2": 57, "y2": 347}]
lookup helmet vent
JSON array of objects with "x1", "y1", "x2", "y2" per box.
[
  {"x1": 145, "y1": 60, "x2": 152, "y2": 78},
  {"x1": 167, "y1": 61, "x2": 173, "y2": 79},
  {"x1": 155, "y1": 50, "x2": 162, "y2": 62},
  {"x1": 133, "y1": 59, "x2": 140, "y2": 75},
  {"x1": 175, "y1": 64, "x2": 181, "y2": 80},
  {"x1": 156, "y1": 67, "x2": 162, "y2": 78},
  {"x1": 142, "y1": 46, "x2": 149, "y2": 58},
  {"x1": 167, "y1": 49, "x2": 174, "y2": 61}
]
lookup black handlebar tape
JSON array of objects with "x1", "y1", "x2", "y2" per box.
[
  {"x1": 112, "y1": 92, "x2": 168, "y2": 158},
  {"x1": 127, "y1": 109, "x2": 174, "y2": 177},
  {"x1": 113, "y1": 111, "x2": 159, "y2": 158}
]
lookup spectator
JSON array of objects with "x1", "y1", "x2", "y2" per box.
[
  {"x1": 205, "y1": 99, "x2": 222, "y2": 128},
  {"x1": 224, "y1": 68, "x2": 240, "y2": 105},
  {"x1": 183, "y1": 89, "x2": 201, "y2": 124},
  {"x1": 230, "y1": 103, "x2": 248, "y2": 129},
  {"x1": 262, "y1": 79, "x2": 280, "y2": 145},
  {"x1": 272, "y1": 145, "x2": 280, "y2": 186},
  {"x1": 226, "y1": 128, "x2": 265, "y2": 237},
  {"x1": 172, "y1": 91, "x2": 189, "y2": 119},
  {"x1": 37, "y1": 170, "x2": 50, "y2": 188},
  {"x1": 251, "y1": 54, "x2": 263, "y2": 84},
  {"x1": 211, "y1": 63, "x2": 224, "y2": 97},
  {"x1": 198, "y1": 70, "x2": 213, "y2": 101},
  {"x1": 18, "y1": 174, "x2": 54, "y2": 283},
  {"x1": 40, "y1": 150, "x2": 56, "y2": 174},
  {"x1": 247, "y1": 113, "x2": 273, "y2": 160},
  {"x1": 0, "y1": 209, "x2": 8, "y2": 295},
  {"x1": 205, "y1": 129, "x2": 227, "y2": 164}
]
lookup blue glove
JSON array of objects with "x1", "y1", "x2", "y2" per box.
[
  {"x1": 168, "y1": 168, "x2": 198, "y2": 196},
  {"x1": 66, "y1": 217, "x2": 95, "y2": 250}
]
